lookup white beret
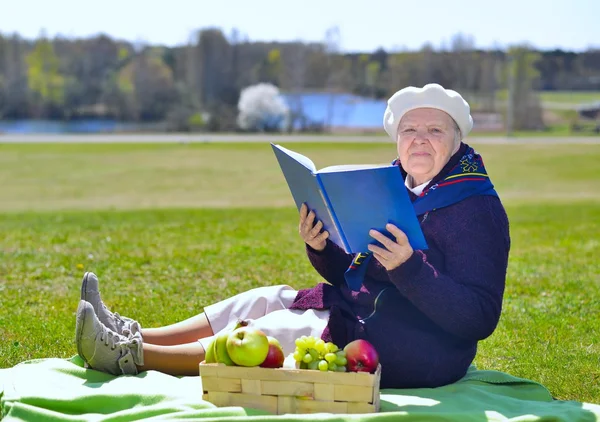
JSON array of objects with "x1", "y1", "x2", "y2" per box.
[{"x1": 383, "y1": 83, "x2": 473, "y2": 140}]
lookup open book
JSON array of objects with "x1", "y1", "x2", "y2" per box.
[{"x1": 271, "y1": 143, "x2": 428, "y2": 254}]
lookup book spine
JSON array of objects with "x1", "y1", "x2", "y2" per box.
[{"x1": 315, "y1": 173, "x2": 351, "y2": 253}]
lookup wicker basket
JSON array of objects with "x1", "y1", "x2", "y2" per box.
[{"x1": 199, "y1": 361, "x2": 381, "y2": 415}]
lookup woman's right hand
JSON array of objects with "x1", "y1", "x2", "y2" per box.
[{"x1": 299, "y1": 203, "x2": 329, "y2": 252}]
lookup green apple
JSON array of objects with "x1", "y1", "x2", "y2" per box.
[
  {"x1": 208, "y1": 318, "x2": 249, "y2": 366},
  {"x1": 226, "y1": 327, "x2": 269, "y2": 367},
  {"x1": 214, "y1": 330, "x2": 236, "y2": 366},
  {"x1": 204, "y1": 338, "x2": 217, "y2": 363}
]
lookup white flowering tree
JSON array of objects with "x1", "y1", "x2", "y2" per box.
[{"x1": 237, "y1": 83, "x2": 289, "y2": 132}]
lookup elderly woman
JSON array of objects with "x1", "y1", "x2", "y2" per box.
[{"x1": 75, "y1": 83, "x2": 510, "y2": 389}]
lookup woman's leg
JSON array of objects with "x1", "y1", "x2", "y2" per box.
[
  {"x1": 142, "y1": 285, "x2": 298, "y2": 346},
  {"x1": 141, "y1": 313, "x2": 213, "y2": 346},
  {"x1": 76, "y1": 298, "x2": 330, "y2": 377},
  {"x1": 81, "y1": 271, "x2": 299, "y2": 347},
  {"x1": 140, "y1": 342, "x2": 206, "y2": 376},
  {"x1": 140, "y1": 307, "x2": 330, "y2": 376}
]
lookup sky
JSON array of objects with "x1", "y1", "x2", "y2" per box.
[{"x1": 1, "y1": 0, "x2": 598, "y2": 52}]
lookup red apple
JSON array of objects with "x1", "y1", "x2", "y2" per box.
[
  {"x1": 260, "y1": 336, "x2": 285, "y2": 368},
  {"x1": 343, "y1": 339, "x2": 379, "y2": 373},
  {"x1": 226, "y1": 327, "x2": 269, "y2": 367}
]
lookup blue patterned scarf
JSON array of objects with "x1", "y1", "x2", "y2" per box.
[{"x1": 344, "y1": 144, "x2": 498, "y2": 291}]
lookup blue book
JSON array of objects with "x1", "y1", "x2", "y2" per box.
[{"x1": 271, "y1": 143, "x2": 428, "y2": 254}]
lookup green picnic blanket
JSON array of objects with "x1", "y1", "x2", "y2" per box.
[{"x1": 1, "y1": 356, "x2": 599, "y2": 421}]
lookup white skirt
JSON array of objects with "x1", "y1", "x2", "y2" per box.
[{"x1": 198, "y1": 285, "x2": 330, "y2": 356}]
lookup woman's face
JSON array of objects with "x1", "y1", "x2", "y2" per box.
[{"x1": 396, "y1": 108, "x2": 459, "y2": 186}]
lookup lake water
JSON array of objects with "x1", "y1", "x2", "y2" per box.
[
  {"x1": 283, "y1": 92, "x2": 386, "y2": 129},
  {"x1": 0, "y1": 93, "x2": 388, "y2": 134}
]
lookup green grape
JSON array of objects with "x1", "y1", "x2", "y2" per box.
[
  {"x1": 295, "y1": 338, "x2": 306, "y2": 349},
  {"x1": 308, "y1": 360, "x2": 320, "y2": 370},
  {"x1": 325, "y1": 342, "x2": 339, "y2": 353},
  {"x1": 308, "y1": 348, "x2": 320, "y2": 360},
  {"x1": 334, "y1": 365, "x2": 347, "y2": 372},
  {"x1": 335, "y1": 350, "x2": 346, "y2": 358},
  {"x1": 302, "y1": 353, "x2": 313, "y2": 364},
  {"x1": 318, "y1": 360, "x2": 329, "y2": 371},
  {"x1": 300, "y1": 361, "x2": 308, "y2": 369},
  {"x1": 293, "y1": 351, "x2": 303, "y2": 362},
  {"x1": 328, "y1": 362, "x2": 338, "y2": 372},
  {"x1": 324, "y1": 353, "x2": 337, "y2": 363},
  {"x1": 314, "y1": 339, "x2": 325, "y2": 353},
  {"x1": 305, "y1": 336, "x2": 316, "y2": 349},
  {"x1": 335, "y1": 356, "x2": 347, "y2": 366}
]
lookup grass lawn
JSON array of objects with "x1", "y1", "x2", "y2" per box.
[
  {"x1": 539, "y1": 91, "x2": 600, "y2": 105},
  {"x1": 494, "y1": 90, "x2": 600, "y2": 106},
  {"x1": 0, "y1": 141, "x2": 598, "y2": 403}
]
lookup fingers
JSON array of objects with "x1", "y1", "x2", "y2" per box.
[
  {"x1": 367, "y1": 243, "x2": 392, "y2": 260},
  {"x1": 302, "y1": 210, "x2": 316, "y2": 234},
  {"x1": 369, "y1": 229, "x2": 397, "y2": 251},
  {"x1": 313, "y1": 230, "x2": 329, "y2": 244},
  {"x1": 368, "y1": 224, "x2": 413, "y2": 271},
  {"x1": 299, "y1": 204, "x2": 314, "y2": 232},
  {"x1": 298, "y1": 205, "x2": 328, "y2": 244},
  {"x1": 309, "y1": 220, "x2": 323, "y2": 238},
  {"x1": 369, "y1": 224, "x2": 410, "y2": 249},
  {"x1": 371, "y1": 251, "x2": 387, "y2": 265},
  {"x1": 299, "y1": 203, "x2": 308, "y2": 226},
  {"x1": 386, "y1": 223, "x2": 409, "y2": 245}
]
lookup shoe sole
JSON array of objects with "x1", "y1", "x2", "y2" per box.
[
  {"x1": 80, "y1": 272, "x2": 91, "y2": 303},
  {"x1": 75, "y1": 301, "x2": 90, "y2": 366}
]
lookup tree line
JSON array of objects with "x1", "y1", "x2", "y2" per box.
[{"x1": 0, "y1": 29, "x2": 598, "y2": 131}]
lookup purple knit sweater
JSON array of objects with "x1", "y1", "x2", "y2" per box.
[{"x1": 290, "y1": 144, "x2": 511, "y2": 389}]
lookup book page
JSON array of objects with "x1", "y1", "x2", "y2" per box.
[
  {"x1": 273, "y1": 144, "x2": 317, "y2": 173},
  {"x1": 318, "y1": 163, "x2": 390, "y2": 173}
]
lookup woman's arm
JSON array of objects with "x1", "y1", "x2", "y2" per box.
[
  {"x1": 387, "y1": 196, "x2": 510, "y2": 341},
  {"x1": 305, "y1": 240, "x2": 354, "y2": 286}
]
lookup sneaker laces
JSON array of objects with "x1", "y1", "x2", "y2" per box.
[
  {"x1": 114, "y1": 312, "x2": 141, "y2": 337},
  {"x1": 98, "y1": 325, "x2": 144, "y2": 366},
  {"x1": 112, "y1": 311, "x2": 125, "y2": 321},
  {"x1": 99, "y1": 326, "x2": 123, "y2": 351}
]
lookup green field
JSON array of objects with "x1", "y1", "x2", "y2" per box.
[
  {"x1": 494, "y1": 90, "x2": 600, "y2": 106},
  {"x1": 540, "y1": 91, "x2": 600, "y2": 105},
  {"x1": 0, "y1": 141, "x2": 599, "y2": 404}
]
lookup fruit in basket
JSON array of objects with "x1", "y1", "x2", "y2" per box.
[
  {"x1": 204, "y1": 339, "x2": 217, "y2": 363},
  {"x1": 260, "y1": 336, "x2": 285, "y2": 368},
  {"x1": 206, "y1": 319, "x2": 248, "y2": 365},
  {"x1": 292, "y1": 335, "x2": 347, "y2": 372},
  {"x1": 209, "y1": 319, "x2": 249, "y2": 366},
  {"x1": 214, "y1": 330, "x2": 237, "y2": 366},
  {"x1": 226, "y1": 326, "x2": 269, "y2": 367},
  {"x1": 343, "y1": 339, "x2": 379, "y2": 373}
]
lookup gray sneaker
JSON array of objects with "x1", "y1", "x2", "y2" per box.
[
  {"x1": 75, "y1": 300, "x2": 144, "y2": 375},
  {"x1": 80, "y1": 272, "x2": 141, "y2": 338}
]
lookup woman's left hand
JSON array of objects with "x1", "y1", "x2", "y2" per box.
[{"x1": 368, "y1": 224, "x2": 414, "y2": 271}]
